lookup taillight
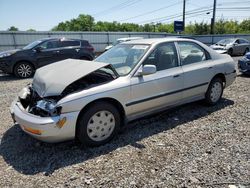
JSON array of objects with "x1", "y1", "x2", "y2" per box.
[{"x1": 86, "y1": 45, "x2": 94, "y2": 52}]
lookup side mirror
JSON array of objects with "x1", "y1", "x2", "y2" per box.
[
  {"x1": 137, "y1": 65, "x2": 157, "y2": 76},
  {"x1": 233, "y1": 43, "x2": 238, "y2": 46},
  {"x1": 34, "y1": 46, "x2": 42, "y2": 52}
]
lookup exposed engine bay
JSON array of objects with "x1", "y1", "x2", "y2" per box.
[{"x1": 19, "y1": 69, "x2": 116, "y2": 117}]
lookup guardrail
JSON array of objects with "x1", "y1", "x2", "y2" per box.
[{"x1": 0, "y1": 31, "x2": 250, "y2": 52}]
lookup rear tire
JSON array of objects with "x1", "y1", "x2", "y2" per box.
[
  {"x1": 80, "y1": 56, "x2": 90, "y2": 60},
  {"x1": 76, "y1": 102, "x2": 121, "y2": 147},
  {"x1": 14, "y1": 62, "x2": 34, "y2": 78},
  {"x1": 205, "y1": 78, "x2": 224, "y2": 106}
]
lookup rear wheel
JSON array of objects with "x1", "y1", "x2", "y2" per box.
[
  {"x1": 14, "y1": 62, "x2": 34, "y2": 78},
  {"x1": 205, "y1": 78, "x2": 224, "y2": 106},
  {"x1": 80, "y1": 56, "x2": 90, "y2": 60},
  {"x1": 76, "y1": 102, "x2": 121, "y2": 147}
]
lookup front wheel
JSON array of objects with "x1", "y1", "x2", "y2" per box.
[
  {"x1": 76, "y1": 102, "x2": 121, "y2": 147},
  {"x1": 205, "y1": 78, "x2": 224, "y2": 106},
  {"x1": 244, "y1": 48, "x2": 249, "y2": 55},
  {"x1": 14, "y1": 62, "x2": 34, "y2": 78},
  {"x1": 227, "y1": 48, "x2": 233, "y2": 56}
]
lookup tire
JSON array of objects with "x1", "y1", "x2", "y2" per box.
[
  {"x1": 76, "y1": 102, "x2": 121, "y2": 147},
  {"x1": 244, "y1": 48, "x2": 249, "y2": 55},
  {"x1": 205, "y1": 78, "x2": 224, "y2": 106},
  {"x1": 80, "y1": 56, "x2": 90, "y2": 60},
  {"x1": 227, "y1": 48, "x2": 233, "y2": 56},
  {"x1": 14, "y1": 62, "x2": 34, "y2": 78}
]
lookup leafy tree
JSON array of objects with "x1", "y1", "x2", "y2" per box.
[
  {"x1": 8, "y1": 26, "x2": 19, "y2": 31},
  {"x1": 27, "y1": 28, "x2": 36, "y2": 32},
  {"x1": 51, "y1": 14, "x2": 250, "y2": 34}
]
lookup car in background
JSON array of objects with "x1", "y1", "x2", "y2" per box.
[
  {"x1": 11, "y1": 38, "x2": 236, "y2": 146},
  {"x1": 104, "y1": 37, "x2": 143, "y2": 51},
  {"x1": 238, "y1": 52, "x2": 250, "y2": 75},
  {"x1": 210, "y1": 38, "x2": 250, "y2": 56},
  {"x1": 0, "y1": 38, "x2": 95, "y2": 78}
]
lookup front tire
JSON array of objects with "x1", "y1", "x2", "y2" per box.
[
  {"x1": 205, "y1": 78, "x2": 224, "y2": 106},
  {"x1": 227, "y1": 48, "x2": 233, "y2": 56},
  {"x1": 14, "y1": 62, "x2": 34, "y2": 78},
  {"x1": 244, "y1": 48, "x2": 249, "y2": 55},
  {"x1": 76, "y1": 102, "x2": 121, "y2": 147}
]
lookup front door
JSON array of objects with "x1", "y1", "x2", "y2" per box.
[
  {"x1": 128, "y1": 42, "x2": 184, "y2": 116},
  {"x1": 34, "y1": 39, "x2": 61, "y2": 68}
]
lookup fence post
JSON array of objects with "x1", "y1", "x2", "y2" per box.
[
  {"x1": 12, "y1": 32, "x2": 17, "y2": 49},
  {"x1": 107, "y1": 32, "x2": 110, "y2": 45}
]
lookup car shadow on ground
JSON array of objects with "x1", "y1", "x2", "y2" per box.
[
  {"x1": 0, "y1": 73, "x2": 22, "y2": 81},
  {"x1": 0, "y1": 98, "x2": 234, "y2": 175}
]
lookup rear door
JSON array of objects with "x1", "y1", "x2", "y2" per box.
[
  {"x1": 129, "y1": 42, "x2": 184, "y2": 115},
  {"x1": 35, "y1": 39, "x2": 61, "y2": 67},
  {"x1": 177, "y1": 41, "x2": 214, "y2": 99},
  {"x1": 57, "y1": 40, "x2": 81, "y2": 60}
]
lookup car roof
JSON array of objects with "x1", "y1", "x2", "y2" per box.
[
  {"x1": 117, "y1": 37, "x2": 143, "y2": 41},
  {"x1": 40, "y1": 37, "x2": 85, "y2": 42},
  {"x1": 122, "y1": 37, "x2": 197, "y2": 45}
]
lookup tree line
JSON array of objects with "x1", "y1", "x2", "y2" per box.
[{"x1": 7, "y1": 14, "x2": 250, "y2": 34}]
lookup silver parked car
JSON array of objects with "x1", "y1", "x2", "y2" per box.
[
  {"x1": 11, "y1": 38, "x2": 236, "y2": 146},
  {"x1": 210, "y1": 38, "x2": 250, "y2": 56}
]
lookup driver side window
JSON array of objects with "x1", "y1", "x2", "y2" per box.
[
  {"x1": 38, "y1": 40, "x2": 59, "y2": 50},
  {"x1": 143, "y1": 42, "x2": 178, "y2": 71}
]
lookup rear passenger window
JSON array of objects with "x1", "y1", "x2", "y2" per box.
[
  {"x1": 61, "y1": 40, "x2": 80, "y2": 47},
  {"x1": 178, "y1": 42, "x2": 209, "y2": 66},
  {"x1": 143, "y1": 42, "x2": 178, "y2": 71}
]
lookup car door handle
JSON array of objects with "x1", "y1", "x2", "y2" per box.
[
  {"x1": 208, "y1": 66, "x2": 213, "y2": 69},
  {"x1": 173, "y1": 74, "x2": 180, "y2": 78},
  {"x1": 53, "y1": 51, "x2": 60, "y2": 54}
]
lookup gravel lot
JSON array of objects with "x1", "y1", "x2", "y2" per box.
[{"x1": 0, "y1": 57, "x2": 249, "y2": 188}]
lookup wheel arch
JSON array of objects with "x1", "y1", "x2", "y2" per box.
[
  {"x1": 75, "y1": 97, "x2": 126, "y2": 137},
  {"x1": 211, "y1": 73, "x2": 226, "y2": 87},
  {"x1": 13, "y1": 60, "x2": 36, "y2": 72}
]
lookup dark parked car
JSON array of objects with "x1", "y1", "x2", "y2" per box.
[
  {"x1": 0, "y1": 38, "x2": 95, "y2": 78},
  {"x1": 238, "y1": 52, "x2": 250, "y2": 75}
]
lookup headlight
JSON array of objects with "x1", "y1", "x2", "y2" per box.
[
  {"x1": 241, "y1": 56, "x2": 250, "y2": 61},
  {"x1": 0, "y1": 52, "x2": 15, "y2": 58},
  {"x1": 35, "y1": 99, "x2": 61, "y2": 116}
]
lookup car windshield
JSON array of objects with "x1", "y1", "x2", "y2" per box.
[
  {"x1": 95, "y1": 44, "x2": 149, "y2": 76},
  {"x1": 23, "y1": 40, "x2": 42, "y2": 50},
  {"x1": 217, "y1": 39, "x2": 235, "y2": 45}
]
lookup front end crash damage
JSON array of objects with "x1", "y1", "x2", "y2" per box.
[{"x1": 11, "y1": 59, "x2": 118, "y2": 142}]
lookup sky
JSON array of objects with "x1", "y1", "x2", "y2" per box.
[{"x1": 0, "y1": 0, "x2": 249, "y2": 31}]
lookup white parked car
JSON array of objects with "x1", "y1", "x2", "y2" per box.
[
  {"x1": 104, "y1": 37, "x2": 143, "y2": 51},
  {"x1": 11, "y1": 38, "x2": 236, "y2": 146}
]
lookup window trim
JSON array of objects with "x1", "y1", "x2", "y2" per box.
[{"x1": 176, "y1": 41, "x2": 211, "y2": 66}]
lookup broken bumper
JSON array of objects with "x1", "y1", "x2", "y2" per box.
[{"x1": 10, "y1": 98, "x2": 79, "y2": 143}]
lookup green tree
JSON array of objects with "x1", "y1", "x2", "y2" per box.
[
  {"x1": 27, "y1": 28, "x2": 36, "y2": 32},
  {"x1": 7, "y1": 26, "x2": 19, "y2": 31},
  {"x1": 239, "y1": 19, "x2": 250, "y2": 33}
]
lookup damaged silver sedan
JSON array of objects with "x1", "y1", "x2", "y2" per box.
[{"x1": 10, "y1": 38, "x2": 236, "y2": 146}]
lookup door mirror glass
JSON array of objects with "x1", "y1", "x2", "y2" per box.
[{"x1": 138, "y1": 65, "x2": 156, "y2": 76}]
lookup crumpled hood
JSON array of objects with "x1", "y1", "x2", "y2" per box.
[{"x1": 32, "y1": 59, "x2": 109, "y2": 97}]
